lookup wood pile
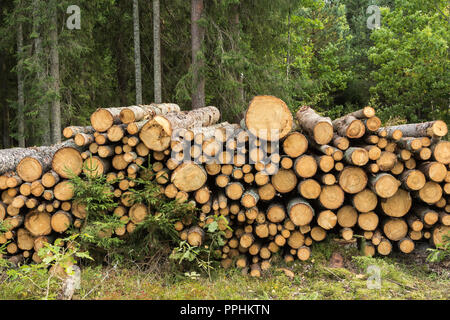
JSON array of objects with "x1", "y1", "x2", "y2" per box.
[{"x1": 0, "y1": 97, "x2": 449, "y2": 276}]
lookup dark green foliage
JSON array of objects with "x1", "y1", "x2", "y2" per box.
[{"x1": 1, "y1": 0, "x2": 448, "y2": 149}]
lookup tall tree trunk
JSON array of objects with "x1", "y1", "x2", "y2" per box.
[
  {"x1": 133, "y1": 0, "x2": 143, "y2": 105},
  {"x1": 17, "y1": 20, "x2": 25, "y2": 147},
  {"x1": 191, "y1": 0, "x2": 205, "y2": 109},
  {"x1": 1, "y1": 59, "x2": 10, "y2": 148},
  {"x1": 153, "y1": 0, "x2": 162, "y2": 103},
  {"x1": 231, "y1": 4, "x2": 244, "y2": 104},
  {"x1": 50, "y1": 3, "x2": 61, "y2": 144},
  {"x1": 33, "y1": 0, "x2": 51, "y2": 146},
  {"x1": 286, "y1": 6, "x2": 291, "y2": 81}
]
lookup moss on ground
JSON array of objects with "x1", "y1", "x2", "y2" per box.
[{"x1": 1, "y1": 238, "x2": 448, "y2": 300}]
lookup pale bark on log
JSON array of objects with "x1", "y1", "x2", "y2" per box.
[
  {"x1": 295, "y1": 106, "x2": 333, "y2": 145},
  {"x1": 0, "y1": 140, "x2": 76, "y2": 176},
  {"x1": 382, "y1": 121, "x2": 448, "y2": 138},
  {"x1": 140, "y1": 106, "x2": 220, "y2": 151}
]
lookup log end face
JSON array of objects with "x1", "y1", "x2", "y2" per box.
[
  {"x1": 245, "y1": 96, "x2": 293, "y2": 141},
  {"x1": 90, "y1": 109, "x2": 114, "y2": 132}
]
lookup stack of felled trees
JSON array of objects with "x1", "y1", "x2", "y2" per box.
[{"x1": 0, "y1": 97, "x2": 449, "y2": 277}]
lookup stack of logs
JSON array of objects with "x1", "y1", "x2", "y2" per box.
[{"x1": 0, "y1": 96, "x2": 449, "y2": 277}]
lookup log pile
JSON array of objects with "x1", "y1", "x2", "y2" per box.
[{"x1": 0, "y1": 98, "x2": 449, "y2": 276}]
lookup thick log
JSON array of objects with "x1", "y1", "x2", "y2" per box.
[
  {"x1": 171, "y1": 162, "x2": 207, "y2": 192},
  {"x1": 380, "y1": 189, "x2": 411, "y2": 218},
  {"x1": 63, "y1": 126, "x2": 95, "y2": 139},
  {"x1": 271, "y1": 169, "x2": 297, "y2": 193},
  {"x1": 245, "y1": 96, "x2": 293, "y2": 141},
  {"x1": 369, "y1": 173, "x2": 399, "y2": 198},
  {"x1": 297, "y1": 179, "x2": 321, "y2": 200},
  {"x1": 383, "y1": 218, "x2": 408, "y2": 241},
  {"x1": 51, "y1": 211, "x2": 73, "y2": 233},
  {"x1": 282, "y1": 132, "x2": 308, "y2": 158},
  {"x1": 294, "y1": 155, "x2": 317, "y2": 178},
  {"x1": 140, "y1": 106, "x2": 220, "y2": 151},
  {"x1": 119, "y1": 103, "x2": 181, "y2": 124},
  {"x1": 338, "y1": 166, "x2": 368, "y2": 194},
  {"x1": 382, "y1": 121, "x2": 448, "y2": 138},
  {"x1": 332, "y1": 115, "x2": 365, "y2": 139},
  {"x1": 287, "y1": 197, "x2": 314, "y2": 226},
  {"x1": 344, "y1": 147, "x2": 369, "y2": 166},
  {"x1": 52, "y1": 144, "x2": 83, "y2": 179},
  {"x1": 319, "y1": 185, "x2": 344, "y2": 210},
  {"x1": 418, "y1": 161, "x2": 450, "y2": 182},
  {"x1": 357, "y1": 212, "x2": 379, "y2": 231},
  {"x1": 296, "y1": 106, "x2": 333, "y2": 145},
  {"x1": 431, "y1": 141, "x2": 450, "y2": 164},
  {"x1": 336, "y1": 205, "x2": 358, "y2": 228},
  {"x1": 24, "y1": 210, "x2": 52, "y2": 236},
  {"x1": 352, "y1": 189, "x2": 377, "y2": 213}
]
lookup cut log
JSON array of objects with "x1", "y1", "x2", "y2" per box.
[
  {"x1": 83, "y1": 156, "x2": 110, "y2": 177},
  {"x1": 24, "y1": 211, "x2": 52, "y2": 236},
  {"x1": 266, "y1": 203, "x2": 286, "y2": 223},
  {"x1": 319, "y1": 185, "x2": 345, "y2": 210},
  {"x1": 332, "y1": 115, "x2": 365, "y2": 139},
  {"x1": 296, "y1": 106, "x2": 333, "y2": 145},
  {"x1": 432, "y1": 225, "x2": 450, "y2": 246},
  {"x1": 245, "y1": 96, "x2": 293, "y2": 141},
  {"x1": 171, "y1": 162, "x2": 207, "y2": 192},
  {"x1": 347, "y1": 106, "x2": 376, "y2": 119},
  {"x1": 187, "y1": 226, "x2": 205, "y2": 246},
  {"x1": 332, "y1": 134, "x2": 350, "y2": 151},
  {"x1": 119, "y1": 103, "x2": 181, "y2": 124},
  {"x1": 52, "y1": 145, "x2": 83, "y2": 179},
  {"x1": 415, "y1": 181, "x2": 442, "y2": 204},
  {"x1": 383, "y1": 218, "x2": 408, "y2": 241},
  {"x1": 400, "y1": 170, "x2": 426, "y2": 191},
  {"x1": 271, "y1": 169, "x2": 297, "y2": 193},
  {"x1": 317, "y1": 210, "x2": 337, "y2": 230},
  {"x1": 140, "y1": 106, "x2": 220, "y2": 151},
  {"x1": 294, "y1": 155, "x2": 317, "y2": 178},
  {"x1": 54, "y1": 181, "x2": 74, "y2": 201},
  {"x1": 414, "y1": 206, "x2": 439, "y2": 226},
  {"x1": 418, "y1": 162, "x2": 447, "y2": 182},
  {"x1": 365, "y1": 117, "x2": 382, "y2": 132},
  {"x1": 42, "y1": 171, "x2": 60, "y2": 188},
  {"x1": 297, "y1": 179, "x2": 321, "y2": 200},
  {"x1": 398, "y1": 237, "x2": 415, "y2": 254},
  {"x1": 352, "y1": 189, "x2": 377, "y2": 213},
  {"x1": 282, "y1": 132, "x2": 308, "y2": 158},
  {"x1": 287, "y1": 197, "x2": 314, "y2": 226},
  {"x1": 377, "y1": 238, "x2": 392, "y2": 256},
  {"x1": 336, "y1": 205, "x2": 358, "y2": 228},
  {"x1": 258, "y1": 183, "x2": 276, "y2": 201},
  {"x1": 129, "y1": 203, "x2": 149, "y2": 224},
  {"x1": 241, "y1": 189, "x2": 259, "y2": 208},
  {"x1": 287, "y1": 231, "x2": 305, "y2": 248},
  {"x1": 338, "y1": 166, "x2": 368, "y2": 194},
  {"x1": 382, "y1": 121, "x2": 448, "y2": 138},
  {"x1": 51, "y1": 211, "x2": 73, "y2": 233},
  {"x1": 63, "y1": 126, "x2": 95, "y2": 139},
  {"x1": 90, "y1": 107, "x2": 130, "y2": 132},
  {"x1": 431, "y1": 141, "x2": 450, "y2": 164},
  {"x1": 0, "y1": 140, "x2": 74, "y2": 178},
  {"x1": 369, "y1": 173, "x2": 399, "y2": 198},
  {"x1": 380, "y1": 189, "x2": 411, "y2": 218},
  {"x1": 357, "y1": 212, "x2": 379, "y2": 231}
]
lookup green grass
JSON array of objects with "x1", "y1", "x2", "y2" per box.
[{"x1": 1, "y1": 239, "x2": 449, "y2": 300}]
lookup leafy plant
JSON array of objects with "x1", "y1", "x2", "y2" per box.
[
  {"x1": 426, "y1": 232, "x2": 450, "y2": 263},
  {"x1": 0, "y1": 234, "x2": 92, "y2": 300}
]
